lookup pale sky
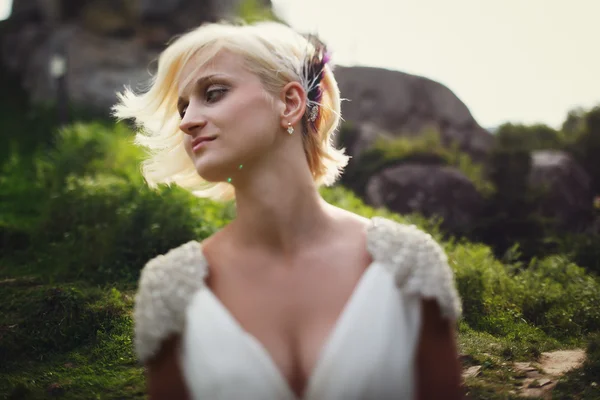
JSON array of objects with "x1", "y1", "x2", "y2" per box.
[
  {"x1": 272, "y1": 0, "x2": 600, "y2": 129},
  {"x1": 0, "y1": 0, "x2": 9, "y2": 22},
  {"x1": 1, "y1": 0, "x2": 598, "y2": 129}
]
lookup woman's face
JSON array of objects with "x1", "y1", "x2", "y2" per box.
[{"x1": 177, "y1": 50, "x2": 282, "y2": 183}]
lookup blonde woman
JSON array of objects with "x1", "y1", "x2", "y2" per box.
[{"x1": 114, "y1": 21, "x2": 463, "y2": 400}]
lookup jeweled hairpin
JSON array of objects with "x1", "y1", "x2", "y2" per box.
[{"x1": 308, "y1": 104, "x2": 319, "y2": 122}]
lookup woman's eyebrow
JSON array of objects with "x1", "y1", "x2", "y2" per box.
[{"x1": 177, "y1": 73, "x2": 227, "y2": 106}]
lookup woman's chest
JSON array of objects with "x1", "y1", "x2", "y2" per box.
[{"x1": 206, "y1": 253, "x2": 372, "y2": 396}]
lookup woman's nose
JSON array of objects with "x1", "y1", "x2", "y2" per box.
[{"x1": 179, "y1": 104, "x2": 207, "y2": 135}]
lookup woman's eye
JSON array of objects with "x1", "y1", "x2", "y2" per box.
[{"x1": 205, "y1": 87, "x2": 227, "y2": 103}]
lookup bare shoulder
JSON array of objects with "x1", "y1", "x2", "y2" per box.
[{"x1": 326, "y1": 204, "x2": 373, "y2": 232}]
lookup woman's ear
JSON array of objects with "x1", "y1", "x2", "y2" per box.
[{"x1": 279, "y1": 81, "x2": 307, "y2": 129}]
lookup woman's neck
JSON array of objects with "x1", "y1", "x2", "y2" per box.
[{"x1": 228, "y1": 161, "x2": 335, "y2": 257}]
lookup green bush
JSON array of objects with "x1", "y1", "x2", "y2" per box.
[
  {"x1": 0, "y1": 151, "x2": 49, "y2": 233},
  {"x1": 551, "y1": 231, "x2": 600, "y2": 276},
  {"x1": 448, "y1": 240, "x2": 600, "y2": 342},
  {"x1": 2, "y1": 120, "x2": 234, "y2": 283},
  {"x1": 471, "y1": 148, "x2": 551, "y2": 261},
  {"x1": 339, "y1": 127, "x2": 494, "y2": 197},
  {"x1": 37, "y1": 122, "x2": 146, "y2": 192},
  {"x1": 449, "y1": 241, "x2": 521, "y2": 331},
  {"x1": 564, "y1": 106, "x2": 600, "y2": 196},
  {"x1": 237, "y1": 0, "x2": 283, "y2": 23},
  {"x1": 494, "y1": 123, "x2": 565, "y2": 152},
  {"x1": 515, "y1": 256, "x2": 600, "y2": 338},
  {"x1": 29, "y1": 175, "x2": 230, "y2": 284},
  {"x1": 0, "y1": 155, "x2": 45, "y2": 255}
]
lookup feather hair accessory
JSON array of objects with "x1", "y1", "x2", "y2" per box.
[{"x1": 301, "y1": 34, "x2": 331, "y2": 132}]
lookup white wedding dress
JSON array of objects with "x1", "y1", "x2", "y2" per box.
[{"x1": 134, "y1": 217, "x2": 462, "y2": 400}]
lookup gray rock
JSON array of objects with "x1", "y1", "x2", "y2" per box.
[
  {"x1": 335, "y1": 66, "x2": 494, "y2": 161},
  {"x1": 1, "y1": 0, "x2": 271, "y2": 108},
  {"x1": 366, "y1": 164, "x2": 484, "y2": 234},
  {"x1": 4, "y1": 24, "x2": 158, "y2": 110}
]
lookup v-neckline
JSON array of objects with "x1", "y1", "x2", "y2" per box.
[
  {"x1": 201, "y1": 261, "x2": 378, "y2": 400},
  {"x1": 193, "y1": 218, "x2": 378, "y2": 400}
]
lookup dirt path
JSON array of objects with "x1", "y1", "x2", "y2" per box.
[
  {"x1": 462, "y1": 349, "x2": 586, "y2": 399},
  {"x1": 515, "y1": 349, "x2": 586, "y2": 398}
]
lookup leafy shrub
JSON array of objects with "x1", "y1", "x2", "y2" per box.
[
  {"x1": 1, "y1": 120, "x2": 234, "y2": 283},
  {"x1": 0, "y1": 152, "x2": 48, "y2": 250},
  {"x1": 448, "y1": 241, "x2": 520, "y2": 331},
  {"x1": 237, "y1": 0, "x2": 282, "y2": 22},
  {"x1": 515, "y1": 256, "x2": 600, "y2": 338},
  {"x1": 551, "y1": 231, "x2": 600, "y2": 276},
  {"x1": 494, "y1": 123, "x2": 565, "y2": 152},
  {"x1": 340, "y1": 127, "x2": 494, "y2": 197},
  {"x1": 471, "y1": 148, "x2": 551, "y2": 260},
  {"x1": 447, "y1": 240, "x2": 600, "y2": 342},
  {"x1": 37, "y1": 122, "x2": 146, "y2": 192},
  {"x1": 30, "y1": 175, "x2": 230, "y2": 284},
  {"x1": 564, "y1": 106, "x2": 600, "y2": 196}
]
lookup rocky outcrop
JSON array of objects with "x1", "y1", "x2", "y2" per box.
[
  {"x1": 529, "y1": 150, "x2": 594, "y2": 230},
  {"x1": 335, "y1": 66, "x2": 494, "y2": 161},
  {"x1": 1, "y1": 0, "x2": 270, "y2": 110},
  {"x1": 366, "y1": 164, "x2": 484, "y2": 234},
  {"x1": 2, "y1": 24, "x2": 158, "y2": 110},
  {"x1": 8, "y1": 0, "x2": 260, "y2": 39}
]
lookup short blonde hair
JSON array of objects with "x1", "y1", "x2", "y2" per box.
[{"x1": 113, "y1": 21, "x2": 349, "y2": 201}]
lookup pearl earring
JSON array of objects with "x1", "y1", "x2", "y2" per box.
[{"x1": 287, "y1": 122, "x2": 294, "y2": 135}]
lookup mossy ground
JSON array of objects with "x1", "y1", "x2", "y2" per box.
[{"x1": 0, "y1": 275, "x2": 145, "y2": 399}]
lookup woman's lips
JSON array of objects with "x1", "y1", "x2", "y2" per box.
[{"x1": 192, "y1": 137, "x2": 216, "y2": 152}]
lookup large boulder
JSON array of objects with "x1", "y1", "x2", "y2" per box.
[
  {"x1": 9, "y1": 0, "x2": 262, "y2": 33},
  {"x1": 2, "y1": 24, "x2": 158, "y2": 110},
  {"x1": 529, "y1": 150, "x2": 594, "y2": 230},
  {"x1": 365, "y1": 164, "x2": 484, "y2": 234},
  {"x1": 0, "y1": 0, "x2": 270, "y2": 109},
  {"x1": 335, "y1": 66, "x2": 494, "y2": 161}
]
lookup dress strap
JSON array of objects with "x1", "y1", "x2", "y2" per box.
[
  {"x1": 133, "y1": 241, "x2": 208, "y2": 363},
  {"x1": 366, "y1": 217, "x2": 462, "y2": 321}
]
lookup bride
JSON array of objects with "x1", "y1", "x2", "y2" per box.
[{"x1": 114, "y1": 20, "x2": 463, "y2": 400}]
